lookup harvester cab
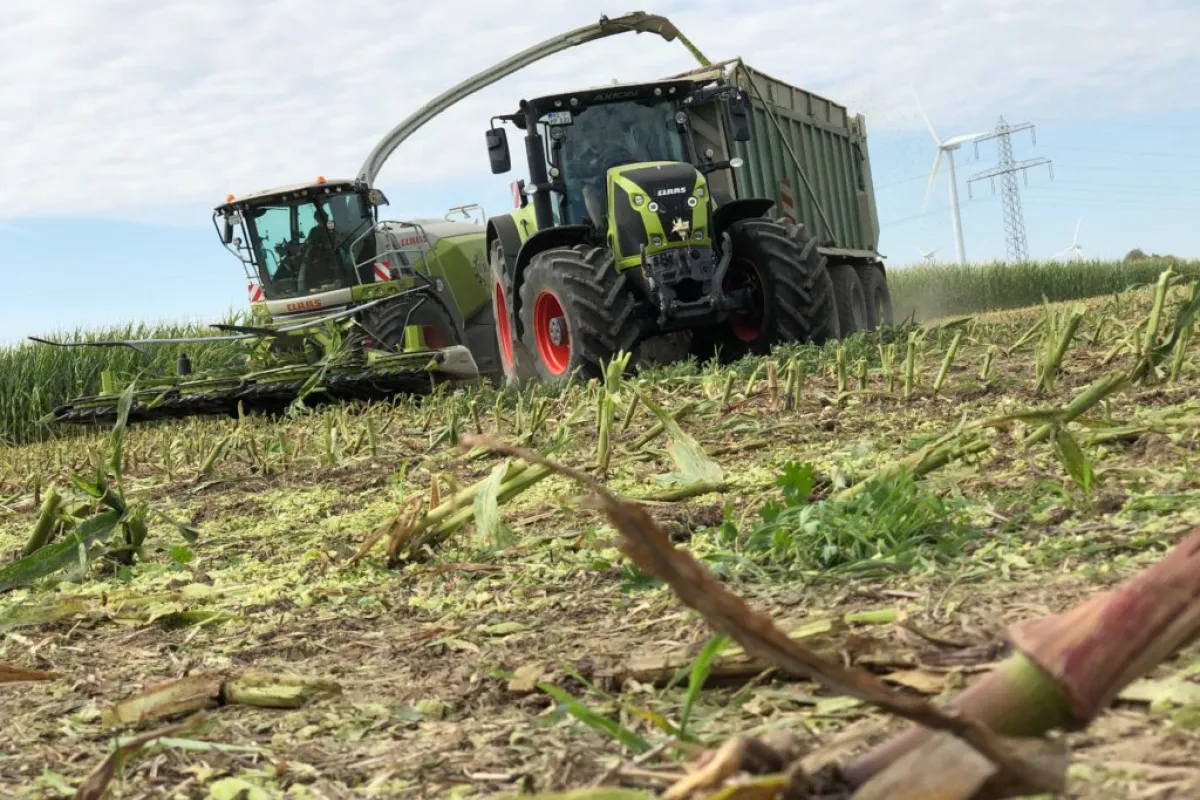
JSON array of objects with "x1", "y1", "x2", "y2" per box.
[
  {"x1": 212, "y1": 178, "x2": 498, "y2": 372},
  {"x1": 215, "y1": 179, "x2": 387, "y2": 309},
  {"x1": 483, "y1": 66, "x2": 842, "y2": 384}
]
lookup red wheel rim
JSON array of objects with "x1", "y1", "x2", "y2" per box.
[
  {"x1": 494, "y1": 281, "x2": 514, "y2": 369},
  {"x1": 726, "y1": 258, "x2": 765, "y2": 342},
  {"x1": 533, "y1": 290, "x2": 570, "y2": 375}
]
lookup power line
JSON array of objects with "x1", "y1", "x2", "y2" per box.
[
  {"x1": 1041, "y1": 144, "x2": 1200, "y2": 160},
  {"x1": 967, "y1": 117, "x2": 1053, "y2": 263},
  {"x1": 881, "y1": 194, "x2": 996, "y2": 228}
]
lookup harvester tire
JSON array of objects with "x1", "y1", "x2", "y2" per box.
[
  {"x1": 855, "y1": 262, "x2": 894, "y2": 329},
  {"x1": 361, "y1": 295, "x2": 461, "y2": 353},
  {"x1": 518, "y1": 244, "x2": 641, "y2": 384},
  {"x1": 490, "y1": 239, "x2": 539, "y2": 387},
  {"x1": 693, "y1": 217, "x2": 839, "y2": 362},
  {"x1": 829, "y1": 263, "x2": 869, "y2": 336}
]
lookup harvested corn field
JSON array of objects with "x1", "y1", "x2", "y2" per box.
[{"x1": 1, "y1": 269, "x2": 1199, "y2": 799}]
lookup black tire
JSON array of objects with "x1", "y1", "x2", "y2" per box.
[
  {"x1": 517, "y1": 244, "x2": 641, "y2": 384},
  {"x1": 489, "y1": 238, "x2": 538, "y2": 386},
  {"x1": 780, "y1": 219, "x2": 841, "y2": 344},
  {"x1": 693, "y1": 217, "x2": 839, "y2": 362},
  {"x1": 829, "y1": 262, "x2": 869, "y2": 336},
  {"x1": 361, "y1": 294, "x2": 461, "y2": 352},
  {"x1": 856, "y1": 262, "x2": 894, "y2": 329}
]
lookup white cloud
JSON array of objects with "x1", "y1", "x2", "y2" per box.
[{"x1": 0, "y1": 0, "x2": 1195, "y2": 219}]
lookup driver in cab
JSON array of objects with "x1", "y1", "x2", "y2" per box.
[{"x1": 569, "y1": 112, "x2": 650, "y2": 229}]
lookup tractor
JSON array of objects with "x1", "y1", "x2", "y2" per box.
[{"x1": 481, "y1": 71, "x2": 847, "y2": 385}]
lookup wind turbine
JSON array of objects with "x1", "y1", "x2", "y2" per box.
[
  {"x1": 917, "y1": 246, "x2": 937, "y2": 264},
  {"x1": 911, "y1": 87, "x2": 990, "y2": 266},
  {"x1": 1054, "y1": 217, "x2": 1085, "y2": 262}
]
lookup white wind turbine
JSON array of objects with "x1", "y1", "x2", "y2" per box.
[
  {"x1": 917, "y1": 246, "x2": 937, "y2": 264},
  {"x1": 1054, "y1": 217, "x2": 1085, "y2": 262},
  {"x1": 911, "y1": 87, "x2": 990, "y2": 266}
]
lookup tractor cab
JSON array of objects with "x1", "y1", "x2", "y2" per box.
[
  {"x1": 485, "y1": 77, "x2": 752, "y2": 236},
  {"x1": 214, "y1": 179, "x2": 388, "y2": 305}
]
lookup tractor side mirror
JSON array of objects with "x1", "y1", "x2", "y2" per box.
[
  {"x1": 727, "y1": 93, "x2": 751, "y2": 142},
  {"x1": 222, "y1": 214, "x2": 235, "y2": 244},
  {"x1": 486, "y1": 127, "x2": 511, "y2": 174}
]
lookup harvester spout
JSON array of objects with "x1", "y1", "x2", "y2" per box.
[{"x1": 354, "y1": 11, "x2": 710, "y2": 187}]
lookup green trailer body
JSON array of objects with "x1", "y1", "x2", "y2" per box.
[{"x1": 673, "y1": 60, "x2": 882, "y2": 264}]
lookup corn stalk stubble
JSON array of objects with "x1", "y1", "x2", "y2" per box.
[{"x1": 459, "y1": 434, "x2": 1064, "y2": 795}]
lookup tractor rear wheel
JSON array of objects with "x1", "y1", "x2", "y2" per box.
[
  {"x1": 856, "y1": 262, "x2": 894, "y2": 329},
  {"x1": 518, "y1": 244, "x2": 641, "y2": 384},
  {"x1": 361, "y1": 294, "x2": 461, "y2": 352},
  {"x1": 693, "y1": 217, "x2": 839, "y2": 362},
  {"x1": 490, "y1": 239, "x2": 538, "y2": 386}
]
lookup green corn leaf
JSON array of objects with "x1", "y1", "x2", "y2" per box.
[
  {"x1": 151, "y1": 509, "x2": 201, "y2": 545},
  {"x1": 1053, "y1": 426, "x2": 1094, "y2": 495},
  {"x1": 536, "y1": 682, "x2": 651, "y2": 754},
  {"x1": 473, "y1": 460, "x2": 512, "y2": 548},
  {"x1": 680, "y1": 633, "x2": 731, "y2": 736},
  {"x1": 0, "y1": 509, "x2": 122, "y2": 594},
  {"x1": 635, "y1": 389, "x2": 724, "y2": 486}
]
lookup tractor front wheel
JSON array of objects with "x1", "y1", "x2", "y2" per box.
[
  {"x1": 490, "y1": 239, "x2": 538, "y2": 386},
  {"x1": 694, "y1": 217, "x2": 839, "y2": 362},
  {"x1": 518, "y1": 245, "x2": 641, "y2": 384}
]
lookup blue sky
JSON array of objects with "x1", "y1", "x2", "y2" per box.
[{"x1": 2, "y1": 0, "x2": 1197, "y2": 345}]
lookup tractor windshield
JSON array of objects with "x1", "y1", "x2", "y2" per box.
[
  {"x1": 246, "y1": 192, "x2": 377, "y2": 300},
  {"x1": 543, "y1": 99, "x2": 686, "y2": 228}
]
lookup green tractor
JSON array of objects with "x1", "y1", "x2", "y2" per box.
[{"x1": 481, "y1": 73, "x2": 849, "y2": 384}]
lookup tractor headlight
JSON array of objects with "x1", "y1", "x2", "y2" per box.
[
  {"x1": 695, "y1": 187, "x2": 705, "y2": 198},
  {"x1": 633, "y1": 194, "x2": 644, "y2": 205},
  {"x1": 686, "y1": 196, "x2": 697, "y2": 208},
  {"x1": 652, "y1": 235, "x2": 663, "y2": 246},
  {"x1": 648, "y1": 201, "x2": 659, "y2": 212},
  {"x1": 693, "y1": 230, "x2": 704, "y2": 241}
]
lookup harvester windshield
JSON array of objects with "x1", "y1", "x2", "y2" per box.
[
  {"x1": 535, "y1": 88, "x2": 687, "y2": 227},
  {"x1": 242, "y1": 190, "x2": 377, "y2": 301}
]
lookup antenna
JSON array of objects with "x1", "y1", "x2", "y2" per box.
[
  {"x1": 911, "y1": 87, "x2": 990, "y2": 266},
  {"x1": 967, "y1": 117, "x2": 1054, "y2": 263}
]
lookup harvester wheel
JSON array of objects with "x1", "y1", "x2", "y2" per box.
[
  {"x1": 490, "y1": 239, "x2": 538, "y2": 386},
  {"x1": 361, "y1": 295, "x2": 460, "y2": 353},
  {"x1": 829, "y1": 263, "x2": 869, "y2": 336},
  {"x1": 856, "y1": 262, "x2": 894, "y2": 329},
  {"x1": 694, "y1": 217, "x2": 839, "y2": 362},
  {"x1": 518, "y1": 244, "x2": 641, "y2": 384}
]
